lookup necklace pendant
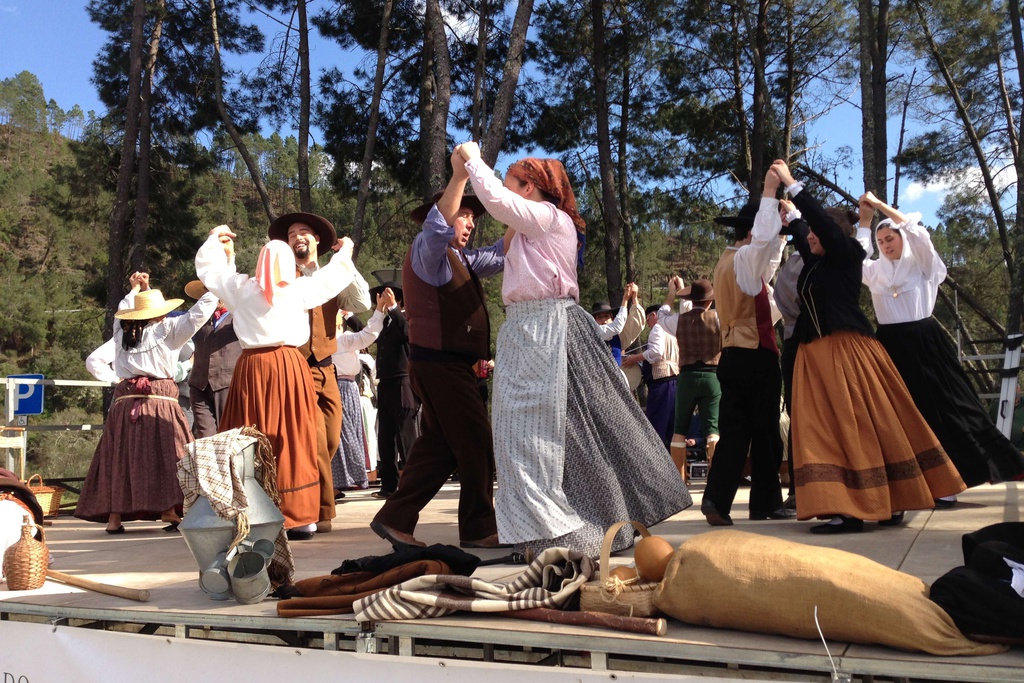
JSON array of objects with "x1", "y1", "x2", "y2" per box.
[{"x1": 892, "y1": 291, "x2": 898, "y2": 298}]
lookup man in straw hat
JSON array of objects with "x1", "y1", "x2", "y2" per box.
[
  {"x1": 701, "y1": 168, "x2": 795, "y2": 526},
  {"x1": 268, "y1": 213, "x2": 371, "y2": 535},
  {"x1": 653, "y1": 277, "x2": 721, "y2": 480},
  {"x1": 75, "y1": 272, "x2": 217, "y2": 533},
  {"x1": 183, "y1": 280, "x2": 242, "y2": 439},
  {"x1": 370, "y1": 149, "x2": 508, "y2": 549}
]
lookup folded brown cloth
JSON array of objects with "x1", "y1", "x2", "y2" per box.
[
  {"x1": 0, "y1": 467, "x2": 43, "y2": 525},
  {"x1": 276, "y1": 559, "x2": 451, "y2": 617}
]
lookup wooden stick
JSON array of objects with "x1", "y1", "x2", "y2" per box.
[
  {"x1": 505, "y1": 607, "x2": 667, "y2": 637},
  {"x1": 46, "y1": 569, "x2": 151, "y2": 603}
]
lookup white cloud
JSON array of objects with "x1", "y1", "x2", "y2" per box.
[{"x1": 904, "y1": 179, "x2": 949, "y2": 201}]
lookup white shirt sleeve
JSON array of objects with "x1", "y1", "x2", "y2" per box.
[
  {"x1": 901, "y1": 214, "x2": 946, "y2": 282},
  {"x1": 596, "y1": 305, "x2": 629, "y2": 341},
  {"x1": 337, "y1": 309, "x2": 385, "y2": 352},
  {"x1": 643, "y1": 322, "x2": 666, "y2": 363},
  {"x1": 85, "y1": 338, "x2": 119, "y2": 384},
  {"x1": 733, "y1": 197, "x2": 784, "y2": 296}
]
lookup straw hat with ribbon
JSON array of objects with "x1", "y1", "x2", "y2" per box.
[{"x1": 114, "y1": 289, "x2": 184, "y2": 320}]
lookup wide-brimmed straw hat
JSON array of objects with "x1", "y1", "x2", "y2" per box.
[
  {"x1": 184, "y1": 280, "x2": 207, "y2": 300},
  {"x1": 267, "y1": 212, "x2": 338, "y2": 256},
  {"x1": 409, "y1": 191, "x2": 486, "y2": 224},
  {"x1": 679, "y1": 279, "x2": 715, "y2": 302},
  {"x1": 114, "y1": 289, "x2": 183, "y2": 320}
]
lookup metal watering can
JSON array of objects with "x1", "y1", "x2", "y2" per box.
[{"x1": 180, "y1": 440, "x2": 284, "y2": 603}]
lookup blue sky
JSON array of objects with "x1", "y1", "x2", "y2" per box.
[{"x1": 0, "y1": 1, "x2": 946, "y2": 227}]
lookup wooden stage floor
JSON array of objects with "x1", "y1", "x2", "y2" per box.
[{"x1": 2, "y1": 480, "x2": 1022, "y2": 682}]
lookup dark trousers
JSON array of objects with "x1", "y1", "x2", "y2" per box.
[
  {"x1": 703, "y1": 346, "x2": 784, "y2": 516},
  {"x1": 189, "y1": 384, "x2": 230, "y2": 440},
  {"x1": 645, "y1": 377, "x2": 677, "y2": 451},
  {"x1": 377, "y1": 380, "x2": 414, "y2": 494},
  {"x1": 310, "y1": 365, "x2": 342, "y2": 523},
  {"x1": 374, "y1": 359, "x2": 497, "y2": 541}
]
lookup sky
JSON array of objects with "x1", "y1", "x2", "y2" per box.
[{"x1": 0, "y1": 1, "x2": 948, "y2": 227}]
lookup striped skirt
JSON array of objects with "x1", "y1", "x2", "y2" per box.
[
  {"x1": 792, "y1": 331, "x2": 965, "y2": 521},
  {"x1": 220, "y1": 346, "x2": 320, "y2": 528},
  {"x1": 331, "y1": 376, "x2": 369, "y2": 490},
  {"x1": 492, "y1": 299, "x2": 691, "y2": 557},
  {"x1": 75, "y1": 378, "x2": 190, "y2": 523}
]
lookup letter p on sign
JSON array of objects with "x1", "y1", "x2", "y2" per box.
[{"x1": 8, "y1": 374, "x2": 44, "y2": 416}]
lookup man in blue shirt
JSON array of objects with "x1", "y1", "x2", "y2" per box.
[{"x1": 371, "y1": 151, "x2": 508, "y2": 549}]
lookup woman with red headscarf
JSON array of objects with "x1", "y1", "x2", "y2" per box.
[
  {"x1": 195, "y1": 226, "x2": 356, "y2": 538},
  {"x1": 457, "y1": 143, "x2": 690, "y2": 558}
]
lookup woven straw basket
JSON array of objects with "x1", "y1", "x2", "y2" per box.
[
  {"x1": 26, "y1": 474, "x2": 64, "y2": 518},
  {"x1": 579, "y1": 521, "x2": 661, "y2": 617},
  {"x1": 3, "y1": 515, "x2": 49, "y2": 590}
]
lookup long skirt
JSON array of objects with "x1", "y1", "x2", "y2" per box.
[
  {"x1": 75, "y1": 378, "x2": 189, "y2": 523},
  {"x1": 792, "y1": 331, "x2": 965, "y2": 521},
  {"x1": 219, "y1": 346, "x2": 319, "y2": 528},
  {"x1": 492, "y1": 299, "x2": 691, "y2": 557},
  {"x1": 331, "y1": 376, "x2": 369, "y2": 490},
  {"x1": 877, "y1": 318, "x2": 1024, "y2": 487}
]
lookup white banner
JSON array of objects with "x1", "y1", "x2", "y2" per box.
[{"x1": 0, "y1": 620, "x2": 760, "y2": 683}]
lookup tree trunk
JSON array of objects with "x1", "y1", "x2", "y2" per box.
[
  {"x1": 421, "y1": 0, "x2": 451, "y2": 196},
  {"x1": 104, "y1": 0, "x2": 147, "y2": 338},
  {"x1": 912, "y1": 0, "x2": 1013, "y2": 284},
  {"x1": 892, "y1": 68, "x2": 916, "y2": 208},
  {"x1": 1004, "y1": 0, "x2": 1024, "y2": 334},
  {"x1": 858, "y1": 0, "x2": 889, "y2": 200},
  {"x1": 131, "y1": 1, "x2": 165, "y2": 272},
  {"x1": 297, "y1": 0, "x2": 312, "y2": 212},
  {"x1": 730, "y1": 7, "x2": 751, "y2": 189},
  {"x1": 747, "y1": 0, "x2": 769, "y2": 198},
  {"x1": 618, "y1": 16, "x2": 635, "y2": 284},
  {"x1": 209, "y1": 0, "x2": 276, "y2": 222},
  {"x1": 481, "y1": 0, "x2": 535, "y2": 168},
  {"x1": 352, "y1": 0, "x2": 394, "y2": 260},
  {"x1": 591, "y1": 0, "x2": 622, "y2": 301},
  {"x1": 471, "y1": 0, "x2": 489, "y2": 142}
]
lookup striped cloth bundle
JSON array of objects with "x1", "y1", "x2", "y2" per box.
[{"x1": 352, "y1": 547, "x2": 595, "y2": 623}]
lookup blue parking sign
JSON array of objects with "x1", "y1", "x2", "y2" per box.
[{"x1": 8, "y1": 374, "x2": 44, "y2": 415}]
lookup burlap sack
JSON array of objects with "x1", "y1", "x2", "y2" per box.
[{"x1": 654, "y1": 530, "x2": 1005, "y2": 656}]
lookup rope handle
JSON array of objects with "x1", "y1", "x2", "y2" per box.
[{"x1": 597, "y1": 520, "x2": 651, "y2": 584}]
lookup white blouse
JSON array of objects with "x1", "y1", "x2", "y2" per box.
[
  {"x1": 332, "y1": 310, "x2": 384, "y2": 376},
  {"x1": 862, "y1": 213, "x2": 946, "y2": 325},
  {"x1": 113, "y1": 291, "x2": 217, "y2": 380},
  {"x1": 195, "y1": 234, "x2": 356, "y2": 349}
]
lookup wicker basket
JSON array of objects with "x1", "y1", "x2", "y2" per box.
[
  {"x1": 579, "y1": 521, "x2": 661, "y2": 617},
  {"x1": 25, "y1": 474, "x2": 64, "y2": 518},
  {"x1": 3, "y1": 515, "x2": 49, "y2": 590}
]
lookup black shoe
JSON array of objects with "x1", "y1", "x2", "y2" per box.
[
  {"x1": 334, "y1": 490, "x2": 346, "y2": 501},
  {"x1": 371, "y1": 490, "x2": 393, "y2": 499},
  {"x1": 782, "y1": 494, "x2": 797, "y2": 510},
  {"x1": 749, "y1": 507, "x2": 797, "y2": 521},
  {"x1": 286, "y1": 528, "x2": 315, "y2": 541},
  {"x1": 877, "y1": 511, "x2": 905, "y2": 527},
  {"x1": 105, "y1": 525, "x2": 125, "y2": 535},
  {"x1": 934, "y1": 498, "x2": 957, "y2": 509},
  {"x1": 809, "y1": 517, "x2": 864, "y2": 534},
  {"x1": 701, "y1": 500, "x2": 733, "y2": 526},
  {"x1": 162, "y1": 522, "x2": 180, "y2": 532},
  {"x1": 370, "y1": 519, "x2": 426, "y2": 547}
]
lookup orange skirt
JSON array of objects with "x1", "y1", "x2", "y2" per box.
[
  {"x1": 220, "y1": 346, "x2": 319, "y2": 528},
  {"x1": 792, "y1": 331, "x2": 965, "y2": 521}
]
